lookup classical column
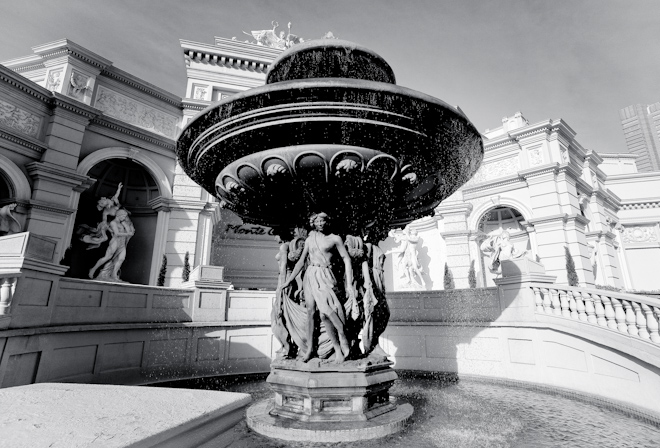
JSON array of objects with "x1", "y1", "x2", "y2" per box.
[{"x1": 437, "y1": 201, "x2": 473, "y2": 289}]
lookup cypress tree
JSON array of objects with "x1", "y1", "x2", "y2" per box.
[
  {"x1": 444, "y1": 263, "x2": 455, "y2": 290},
  {"x1": 565, "y1": 246, "x2": 579, "y2": 286},
  {"x1": 182, "y1": 251, "x2": 191, "y2": 282},
  {"x1": 468, "y1": 260, "x2": 477, "y2": 289},
  {"x1": 157, "y1": 255, "x2": 167, "y2": 286}
]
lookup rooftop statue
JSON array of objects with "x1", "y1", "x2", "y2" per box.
[
  {"x1": 243, "y1": 21, "x2": 305, "y2": 49},
  {"x1": 480, "y1": 229, "x2": 527, "y2": 274},
  {"x1": 0, "y1": 203, "x2": 22, "y2": 236}
]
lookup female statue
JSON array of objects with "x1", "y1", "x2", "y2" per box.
[
  {"x1": 279, "y1": 213, "x2": 357, "y2": 363},
  {"x1": 88, "y1": 208, "x2": 134, "y2": 281}
]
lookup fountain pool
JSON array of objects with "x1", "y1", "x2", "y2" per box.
[{"x1": 159, "y1": 373, "x2": 660, "y2": 447}]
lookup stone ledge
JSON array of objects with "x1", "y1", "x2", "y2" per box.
[{"x1": 0, "y1": 383, "x2": 251, "y2": 448}]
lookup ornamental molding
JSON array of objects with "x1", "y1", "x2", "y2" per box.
[
  {"x1": 26, "y1": 199, "x2": 76, "y2": 215},
  {"x1": 185, "y1": 68, "x2": 264, "y2": 89},
  {"x1": 621, "y1": 225, "x2": 659, "y2": 244},
  {"x1": 100, "y1": 67, "x2": 182, "y2": 108},
  {"x1": 94, "y1": 86, "x2": 179, "y2": 139},
  {"x1": 89, "y1": 116, "x2": 176, "y2": 151},
  {"x1": 185, "y1": 49, "x2": 271, "y2": 74},
  {"x1": 621, "y1": 200, "x2": 660, "y2": 210},
  {"x1": 465, "y1": 156, "x2": 520, "y2": 186},
  {"x1": 0, "y1": 67, "x2": 52, "y2": 103},
  {"x1": 12, "y1": 63, "x2": 45, "y2": 73},
  {"x1": 0, "y1": 98, "x2": 41, "y2": 138},
  {"x1": 0, "y1": 128, "x2": 46, "y2": 154},
  {"x1": 462, "y1": 174, "x2": 524, "y2": 196}
]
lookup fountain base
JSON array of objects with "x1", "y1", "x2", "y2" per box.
[
  {"x1": 247, "y1": 398, "x2": 413, "y2": 442},
  {"x1": 246, "y1": 358, "x2": 413, "y2": 441}
]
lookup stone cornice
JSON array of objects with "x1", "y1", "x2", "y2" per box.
[
  {"x1": 0, "y1": 64, "x2": 52, "y2": 102},
  {"x1": 31, "y1": 39, "x2": 113, "y2": 70},
  {"x1": 51, "y1": 92, "x2": 99, "y2": 120},
  {"x1": 100, "y1": 66, "x2": 182, "y2": 108},
  {"x1": 621, "y1": 200, "x2": 660, "y2": 211},
  {"x1": 148, "y1": 197, "x2": 216, "y2": 213},
  {"x1": 604, "y1": 171, "x2": 660, "y2": 184},
  {"x1": 182, "y1": 98, "x2": 209, "y2": 112},
  {"x1": 25, "y1": 162, "x2": 92, "y2": 188},
  {"x1": 185, "y1": 68, "x2": 265, "y2": 89},
  {"x1": 527, "y1": 213, "x2": 568, "y2": 227},
  {"x1": 0, "y1": 128, "x2": 48, "y2": 155},
  {"x1": 180, "y1": 39, "x2": 274, "y2": 74},
  {"x1": 435, "y1": 202, "x2": 473, "y2": 217},
  {"x1": 89, "y1": 115, "x2": 176, "y2": 151},
  {"x1": 26, "y1": 199, "x2": 76, "y2": 215},
  {"x1": 461, "y1": 173, "x2": 524, "y2": 195}
]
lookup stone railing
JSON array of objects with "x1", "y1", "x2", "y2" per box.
[{"x1": 532, "y1": 285, "x2": 660, "y2": 343}]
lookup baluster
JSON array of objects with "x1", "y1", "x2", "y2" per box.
[
  {"x1": 542, "y1": 288, "x2": 551, "y2": 314},
  {"x1": 559, "y1": 290, "x2": 571, "y2": 317},
  {"x1": 550, "y1": 289, "x2": 561, "y2": 315},
  {"x1": 610, "y1": 297, "x2": 628, "y2": 334},
  {"x1": 593, "y1": 294, "x2": 607, "y2": 327},
  {"x1": 533, "y1": 287, "x2": 543, "y2": 313},
  {"x1": 583, "y1": 293, "x2": 597, "y2": 324},
  {"x1": 622, "y1": 300, "x2": 638, "y2": 336},
  {"x1": 574, "y1": 291, "x2": 587, "y2": 321},
  {"x1": 568, "y1": 291, "x2": 578, "y2": 320},
  {"x1": 0, "y1": 277, "x2": 14, "y2": 315},
  {"x1": 642, "y1": 304, "x2": 659, "y2": 343},
  {"x1": 632, "y1": 302, "x2": 649, "y2": 340},
  {"x1": 601, "y1": 295, "x2": 617, "y2": 330}
]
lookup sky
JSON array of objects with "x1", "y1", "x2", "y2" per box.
[{"x1": 1, "y1": 0, "x2": 659, "y2": 154}]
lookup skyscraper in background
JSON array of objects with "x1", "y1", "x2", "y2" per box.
[{"x1": 619, "y1": 103, "x2": 660, "y2": 172}]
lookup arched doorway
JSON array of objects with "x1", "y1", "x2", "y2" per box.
[
  {"x1": 68, "y1": 158, "x2": 159, "y2": 284},
  {"x1": 477, "y1": 206, "x2": 531, "y2": 287}
]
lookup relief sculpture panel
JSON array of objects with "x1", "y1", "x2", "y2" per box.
[
  {"x1": 621, "y1": 225, "x2": 659, "y2": 245},
  {"x1": 95, "y1": 86, "x2": 178, "y2": 138},
  {"x1": 0, "y1": 99, "x2": 41, "y2": 138},
  {"x1": 467, "y1": 156, "x2": 520, "y2": 185}
]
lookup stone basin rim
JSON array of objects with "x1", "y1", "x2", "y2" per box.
[{"x1": 180, "y1": 77, "x2": 474, "y2": 140}]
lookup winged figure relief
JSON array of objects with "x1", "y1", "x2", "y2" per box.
[{"x1": 69, "y1": 72, "x2": 88, "y2": 100}]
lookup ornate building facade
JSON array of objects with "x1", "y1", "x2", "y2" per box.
[{"x1": 1, "y1": 35, "x2": 659, "y2": 293}]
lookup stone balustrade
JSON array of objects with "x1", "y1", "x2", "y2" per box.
[{"x1": 532, "y1": 285, "x2": 660, "y2": 344}]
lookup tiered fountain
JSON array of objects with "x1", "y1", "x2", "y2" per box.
[{"x1": 176, "y1": 39, "x2": 483, "y2": 442}]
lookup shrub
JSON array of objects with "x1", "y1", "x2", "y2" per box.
[
  {"x1": 157, "y1": 255, "x2": 167, "y2": 286},
  {"x1": 564, "y1": 246, "x2": 579, "y2": 287},
  {"x1": 444, "y1": 263, "x2": 455, "y2": 290},
  {"x1": 182, "y1": 251, "x2": 191, "y2": 282},
  {"x1": 468, "y1": 260, "x2": 477, "y2": 289}
]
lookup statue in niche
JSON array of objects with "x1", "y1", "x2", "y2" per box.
[
  {"x1": 78, "y1": 183, "x2": 135, "y2": 282},
  {"x1": 88, "y1": 209, "x2": 134, "y2": 281},
  {"x1": 0, "y1": 203, "x2": 22, "y2": 236},
  {"x1": 274, "y1": 213, "x2": 390, "y2": 365},
  {"x1": 480, "y1": 229, "x2": 527, "y2": 274},
  {"x1": 77, "y1": 183, "x2": 122, "y2": 249},
  {"x1": 386, "y1": 226, "x2": 426, "y2": 289}
]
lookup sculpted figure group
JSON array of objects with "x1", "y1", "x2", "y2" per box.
[
  {"x1": 480, "y1": 229, "x2": 527, "y2": 274},
  {"x1": 78, "y1": 183, "x2": 135, "y2": 282},
  {"x1": 274, "y1": 213, "x2": 390, "y2": 364}
]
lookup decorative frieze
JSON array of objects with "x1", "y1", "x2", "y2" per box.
[
  {"x1": 94, "y1": 86, "x2": 178, "y2": 138},
  {"x1": 621, "y1": 225, "x2": 658, "y2": 244},
  {"x1": 0, "y1": 99, "x2": 41, "y2": 138},
  {"x1": 467, "y1": 157, "x2": 520, "y2": 185}
]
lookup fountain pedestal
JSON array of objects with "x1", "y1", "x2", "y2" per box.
[{"x1": 268, "y1": 358, "x2": 397, "y2": 422}]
